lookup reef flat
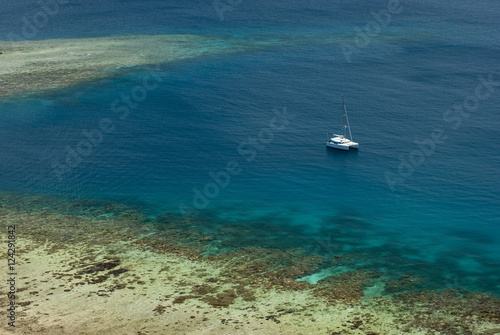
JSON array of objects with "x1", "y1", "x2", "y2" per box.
[
  {"x1": 0, "y1": 34, "x2": 282, "y2": 98},
  {"x1": 0, "y1": 31, "x2": 434, "y2": 99},
  {"x1": 0, "y1": 192, "x2": 499, "y2": 334}
]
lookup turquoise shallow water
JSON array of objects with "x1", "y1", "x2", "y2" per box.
[{"x1": 1, "y1": 0, "x2": 499, "y2": 294}]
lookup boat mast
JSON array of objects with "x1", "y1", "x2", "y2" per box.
[{"x1": 342, "y1": 95, "x2": 353, "y2": 140}]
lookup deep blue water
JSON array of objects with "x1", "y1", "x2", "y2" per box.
[{"x1": 1, "y1": 0, "x2": 499, "y2": 294}]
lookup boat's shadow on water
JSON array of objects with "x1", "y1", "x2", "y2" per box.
[{"x1": 325, "y1": 147, "x2": 359, "y2": 163}]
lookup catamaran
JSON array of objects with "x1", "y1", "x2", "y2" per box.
[{"x1": 326, "y1": 95, "x2": 359, "y2": 151}]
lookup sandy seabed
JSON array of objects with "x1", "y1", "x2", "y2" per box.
[
  {"x1": 0, "y1": 193, "x2": 499, "y2": 335},
  {"x1": 0, "y1": 31, "x2": 431, "y2": 99}
]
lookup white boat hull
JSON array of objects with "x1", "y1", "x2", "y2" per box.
[
  {"x1": 326, "y1": 136, "x2": 358, "y2": 151},
  {"x1": 326, "y1": 141, "x2": 349, "y2": 150}
]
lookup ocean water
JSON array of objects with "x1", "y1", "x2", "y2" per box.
[{"x1": 1, "y1": 0, "x2": 500, "y2": 294}]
